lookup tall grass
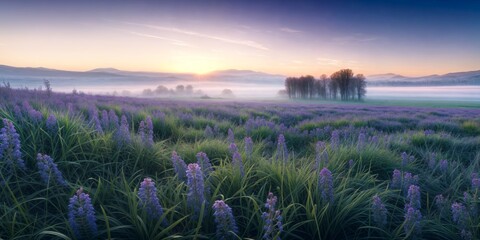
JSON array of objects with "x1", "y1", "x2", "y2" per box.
[{"x1": 1, "y1": 88, "x2": 479, "y2": 239}]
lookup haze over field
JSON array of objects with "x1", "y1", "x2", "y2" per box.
[
  {"x1": 1, "y1": 0, "x2": 479, "y2": 101},
  {"x1": 1, "y1": 64, "x2": 480, "y2": 101}
]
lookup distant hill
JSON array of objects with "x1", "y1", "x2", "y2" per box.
[
  {"x1": 0, "y1": 65, "x2": 121, "y2": 78},
  {"x1": 367, "y1": 70, "x2": 480, "y2": 86},
  {"x1": 200, "y1": 69, "x2": 285, "y2": 84},
  {"x1": 0, "y1": 64, "x2": 285, "y2": 85},
  {"x1": 87, "y1": 67, "x2": 194, "y2": 79},
  {"x1": 2, "y1": 64, "x2": 479, "y2": 90}
]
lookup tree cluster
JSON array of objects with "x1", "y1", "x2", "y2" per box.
[
  {"x1": 284, "y1": 69, "x2": 366, "y2": 101},
  {"x1": 142, "y1": 84, "x2": 204, "y2": 97}
]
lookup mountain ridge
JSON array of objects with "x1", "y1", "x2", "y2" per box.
[{"x1": 1, "y1": 64, "x2": 479, "y2": 86}]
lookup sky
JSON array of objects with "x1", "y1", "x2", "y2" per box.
[{"x1": 1, "y1": 0, "x2": 480, "y2": 76}]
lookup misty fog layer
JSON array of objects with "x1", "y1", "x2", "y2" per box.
[{"x1": 5, "y1": 77, "x2": 480, "y2": 101}]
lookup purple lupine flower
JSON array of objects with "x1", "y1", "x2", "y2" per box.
[
  {"x1": 92, "y1": 113, "x2": 103, "y2": 134},
  {"x1": 348, "y1": 159, "x2": 354, "y2": 169},
  {"x1": 357, "y1": 132, "x2": 366, "y2": 150},
  {"x1": 232, "y1": 151, "x2": 244, "y2": 177},
  {"x1": 24, "y1": 103, "x2": 42, "y2": 123},
  {"x1": 213, "y1": 124, "x2": 220, "y2": 136},
  {"x1": 451, "y1": 202, "x2": 468, "y2": 229},
  {"x1": 262, "y1": 192, "x2": 283, "y2": 240},
  {"x1": 145, "y1": 116, "x2": 154, "y2": 146},
  {"x1": 68, "y1": 188, "x2": 97, "y2": 239},
  {"x1": 370, "y1": 135, "x2": 379, "y2": 145},
  {"x1": 244, "y1": 137, "x2": 253, "y2": 160},
  {"x1": 138, "y1": 178, "x2": 166, "y2": 221},
  {"x1": 461, "y1": 229, "x2": 472, "y2": 240},
  {"x1": 36, "y1": 153, "x2": 67, "y2": 186},
  {"x1": 204, "y1": 125, "x2": 214, "y2": 138},
  {"x1": 472, "y1": 172, "x2": 478, "y2": 180},
  {"x1": 13, "y1": 105, "x2": 22, "y2": 118},
  {"x1": 0, "y1": 119, "x2": 26, "y2": 176},
  {"x1": 89, "y1": 108, "x2": 102, "y2": 134},
  {"x1": 275, "y1": 134, "x2": 288, "y2": 163},
  {"x1": 439, "y1": 160, "x2": 448, "y2": 173},
  {"x1": 196, "y1": 152, "x2": 213, "y2": 178},
  {"x1": 227, "y1": 128, "x2": 235, "y2": 143},
  {"x1": 472, "y1": 177, "x2": 480, "y2": 190},
  {"x1": 403, "y1": 172, "x2": 419, "y2": 194},
  {"x1": 391, "y1": 169, "x2": 402, "y2": 189},
  {"x1": 115, "y1": 115, "x2": 131, "y2": 146},
  {"x1": 171, "y1": 151, "x2": 187, "y2": 181},
  {"x1": 401, "y1": 152, "x2": 409, "y2": 167},
  {"x1": 139, "y1": 120, "x2": 146, "y2": 142},
  {"x1": 108, "y1": 110, "x2": 119, "y2": 130},
  {"x1": 101, "y1": 110, "x2": 109, "y2": 130},
  {"x1": 45, "y1": 114, "x2": 58, "y2": 134},
  {"x1": 186, "y1": 163, "x2": 206, "y2": 215},
  {"x1": 229, "y1": 143, "x2": 238, "y2": 155},
  {"x1": 424, "y1": 129, "x2": 434, "y2": 136},
  {"x1": 330, "y1": 130, "x2": 340, "y2": 149},
  {"x1": 372, "y1": 195, "x2": 388, "y2": 228},
  {"x1": 212, "y1": 200, "x2": 238, "y2": 240},
  {"x1": 406, "y1": 185, "x2": 421, "y2": 210},
  {"x1": 404, "y1": 206, "x2": 422, "y2": 238},
  {"x1": 463, "y1": 192, "x2": 478, "y2": 218},
  {"x1": 315, "y1": 141, "x2": 328, "y2": 169},
  {"x1": 318, "y1": 167, "x2": 334, "y2": 203}
]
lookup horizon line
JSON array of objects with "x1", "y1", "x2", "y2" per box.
[{"x1": 1, "y1": 63, "x2": 480, "y2": 78}]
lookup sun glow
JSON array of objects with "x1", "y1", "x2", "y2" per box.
[{"x1": 166, "y1": 55, "x2": 222, "y2": 74}]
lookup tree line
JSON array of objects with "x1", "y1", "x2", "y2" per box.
[{"x1": 284, "y1": 69, "x2": 366, "y2": 101}]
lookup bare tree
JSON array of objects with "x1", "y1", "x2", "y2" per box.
[
  {"x1": 354, "y1": 74, "x2": 367, "y2": 100},
  {"x1": 155, "y1": 85, "x2": 169, "y2": 95},
  {"x1": 44, "y1": 79, "x2": 52, "y2": 97},
  {"x1": 186, "y1": 85, "x2": 194, "y2": 94},
  {"x1": 284, "y1": 69, "x2": 365, "y2": 101}
]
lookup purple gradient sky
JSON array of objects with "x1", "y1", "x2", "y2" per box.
[{"x1": 1, "y1": 0, "x2": 479, "y2": 76}]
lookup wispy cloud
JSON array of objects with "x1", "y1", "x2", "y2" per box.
[
  {"x1": 332, "y1": 34, "x2": 379, "y2": 45},
  {"x1": 124, "y1": 22, "x2": 269, "y2": 51},
  {"x1": 128, "y1": 31, "x2": 192, "y2": 47},
  {"x1": 280, "y1": 27, "x2": 302, "y2": 33},
  {"x1": 316, "y1": 58, "x2": 340, "y2": 66},
  {"x1": 317, "y1": 57, "x2": 362, "y2": 68}
]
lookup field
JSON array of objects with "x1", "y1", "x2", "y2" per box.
[{"x1": 1, "y1": 87, "x2": 480, "y2": 240}]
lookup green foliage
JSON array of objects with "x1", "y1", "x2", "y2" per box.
[
  {"x1": 461, "y1": 120, "x2": 480, "y2": 136},
  {"x1": 1, "y1": 95, "x2": 480, "y2": 240}
]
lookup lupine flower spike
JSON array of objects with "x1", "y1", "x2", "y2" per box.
[
  {"x1": 318, "y1": 167, "x2": 334, "y2": 203},
  {"x1": 404, "y1": 206, "x2": 422, "y2": 239},
  {"x1": 186, "y1": 163, "x2": 206, "y2": 215},
  {"x1": 36, "y1": 153, "x2": 67, "y2": 186},
  {"x1": 68, "y1": 188, "x2": 97, "y2": 239},
  {"x1": 212, "y1": 200, "x2": 238, "y2": 240},
  {"x1": 232, "y1": 151, "x2": 245, "y2": 177},
  {"x1": 171, "y1": 151, "x2": 187, "y2": 181},
  {"x1": 46, "y1": 114, "x2": 58, "y2": 134},
  {"x1": 262, "y1": 192, "x2": 283, "y2": 240},
  {"x1": 244, "y1": 137, "x2": 253, "y2": 160},
  {"x1": 276, "y1": 134, "x2": 288, "y2": 163},
  {"x1": 372, "y1": 195, "x2": 388, "y2": 228},
  {"x1": 0, "y1": 119, "x2": 26, "y2": 178},
  {"x1": 227, "y1": 128, "x2": 235, "y2": 143},
  {"x1": 138, "y1": 178, "x2": 166, "y2": 223}
]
